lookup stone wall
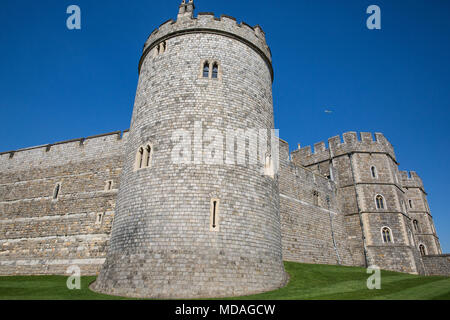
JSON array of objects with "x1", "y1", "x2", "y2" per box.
[
  {"x1": 289, "y1": 132, "x2": 444, "y2": 274},
  {"x1": 278, "y1": 140, "x2": 355, "y2": 267},
  {"x1": 0, "y1": 131, "x2": 127, "y2": 275},
  {"x1": 92, "y1": 10, "x2": 287, "y2": 299},
  {"x1": 422, "y1": 255, "x2": 450, "y2": 276}
]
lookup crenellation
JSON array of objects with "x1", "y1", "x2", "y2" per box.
[
  {"x1": 0, "y1": 0, "x2": 447, "y2": 290},
  {"x1": 360, "y1": 132, "x2": 374, "y2": 143},
  {"x1": 401, "y1": 170, "x2": 424, "y2": 189},
  {"x1": 328, "y1": 135, "x2": 343, "y2": 150},
  {"x1": 197, "y1": 12, "x2": 216, "y2": 21},
  {"x1": 220, "y1": 14, "x2": 237, "y2": 22},
  {"x1": 342, "y1": 131, "x2": 358, "y2": 144},
  {"x1": 314, "y1": 141, "x2": 326, "y2": 153},
  {"x1": 293, "y1": 132, "x2": 398, "y2": 168},
  {"x1": 142, "y1": 10, "x2": 272, "y2": 78},
  {"x1": 0, "y1": 130, "x2": 128, "y2": 172},
  {"x1": 240, "y1": 21, "x2": 255, "y2": 33},
  {"x1": 159, "y1": 19, "x2": 175, "y2": 30}
]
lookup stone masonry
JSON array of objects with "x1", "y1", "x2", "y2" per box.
[{"x1": 0, "y1": 0, "x2": 448, "y2": 298}]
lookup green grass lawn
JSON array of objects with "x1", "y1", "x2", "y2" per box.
[{"x1": 0, "y1": 262, "x2": 448, "y2": 300}]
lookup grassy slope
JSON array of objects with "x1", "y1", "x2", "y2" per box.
[
  {"x1": 233, "y1": 262, "x2": 450, "y2": 300},
  {"x1": 0, "y1": 262, "x2": 448, "y2": 300}
]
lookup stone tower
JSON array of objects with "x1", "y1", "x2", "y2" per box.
[
  {"x1": 92, "y1": 1, "x2": 287, "y2": 298},
  {"x1": 292, "y1": 132, "x2": 431, "y2": 274},
  {"x1": 401, "y1": 171, "x2": 442, "y2": 256}
]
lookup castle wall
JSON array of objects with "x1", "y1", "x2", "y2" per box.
[
  {"x1": 401, "y1": 172, "x2": 442, "y2": 255},
  {"x1": 278, "y1": 140, "x2": 354, "y2": 267},
  {"x1": 0, "y1": 1, "x2": 445, "y2": 285},
  {"x1": 422, "y1": 255, "x2": 450, "y2": 276},
  {"x1": 0, "y1": 132, "x2": 127, "y2": 275},
  {"x1": 93, "y1": 16, "x2": 287, "y2": 298},
  {"x1": 290, "y1": 132, "x2": 439, "y2": 274}
]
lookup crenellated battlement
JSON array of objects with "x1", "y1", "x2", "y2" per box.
[
  {"x1": 279, "y1": 139, "x2": 335, "y2": 186},
  {"x1": 0, "y1": 130, "x2": 129, "y2": 172},
  {"x1": 292, "y1": 132, "x2": 397, "y2": 167},
  {"x1": 140, "y1": 8, "x2": 272, "y2": 79},
  {"x1": 400, "y1": 170, "x2": 424, "y2": 189}
]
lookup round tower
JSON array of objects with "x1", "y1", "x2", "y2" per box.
[{"x1": 92, "y1": 0, "x2": 287, "y2": 298}]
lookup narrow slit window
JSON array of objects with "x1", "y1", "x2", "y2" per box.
[
  {"x1": 409, "y1": 200, "x2": 413, "y2": 209},
  {"x1": 96, "y1": 212, "x2": 104, "y2": 225},
  {"x1": 136, "y1": 147, "x2": 144, "y2": 170},
  {"x1": 210, "y1": 199, "x2": 220, "y2": 231},
  {"x1": 203, "y1": 62, "x2": 210, "y2": 78},
  {"x1": 413, "y1": 219, "x2": 420, "y2": 232},
  {"x1": 145, "y1": 145, "x2": 152, "y2": 167},
  {"x1": 212, "y1": 63, "x2": 219, "y2": 79},
  {"x1": 371, "y1": 166, "x2": 377, "y2": 178},
  {"x1": 313, "y1": 191, "x2": 319, "y2": 206},
  {"x1": 53, "y1": 183, "x2": 61, "y2": 200},
  {"x1": 105, "y1": 181, "x2": 113, "y2": 191}
]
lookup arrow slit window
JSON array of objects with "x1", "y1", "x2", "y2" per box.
[
  {"x1": 210, "y1": 199, "x2": 220, "y2": 231},
  {"x1": 53, "y1": 183, "x2": 61, "y2": 200}
]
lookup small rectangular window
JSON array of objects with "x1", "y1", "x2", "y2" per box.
[
  {"x1": 105, "y1": 180, "x2": 113, "y2": 191},
  {"x1": 53, "y1": 183, "x2": 61, "y2": 200},
  {"x1": 313, "y1": 191, "x2": 319, "y2": 206},
  {"x1": 210, "y1": 199, "x2": 220, "y2": 231},
  {"x1": 96, "y1": 212, "x2": 104, "y2": 225}
]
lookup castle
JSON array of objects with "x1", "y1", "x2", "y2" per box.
[{"x1": 0, "y1": 1, "x2": 448, "y2": 298}]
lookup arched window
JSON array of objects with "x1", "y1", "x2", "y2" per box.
[
  {"x1": 212, "y1": 63, "x2": 219, "y2": 79},
  {"x1": 203, "y1": 61, "x2": 210, "y2": 78},
  {"x1": 371, "y1": 166, "x2": 377, "y2": 178},
  {"x1": 376, "y1": 195, "x2": 385, "y2": 209},
  {"x1": 53, "y1": 183, "x2": 61, "y2": 200},
  {"x1": 144, "y1": 145, "x2": 152, "y2": 168},
  {"x1": 413, "y1": 219, "x2": 420, "y2": 232},
  {"x1": 381, "y1": 227, "x2": 393, "y2": 243},
  {"x1": 135, "y1": 144, "x2": 152, "y2": 170},
  {"x1": 419, "y1": 244, "x2": 426, "y2": 256},
  {"x1": 135, "y1": 147, "x2": 144, "y2": 170}
]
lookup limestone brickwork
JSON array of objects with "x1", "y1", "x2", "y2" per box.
[
  {"x1": 278, "y1": 140, "x2": 355, "y2": 266},
  {"x1": 292, "y1": 132, "x2": 443, "y2": 274},
  {"x1": 422, "y1": 255, "x2": 450, "y2": 276},
  {"x1": 0, "y1": 0, "x2": 447, "y2": 298},
  {"x1": 0, "y1": 131, "x2": 128, "y2": 275},
  {"x1": 92, "y1": 0, "x2": 287, "y2": 299}
]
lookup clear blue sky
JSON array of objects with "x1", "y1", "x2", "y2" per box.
[{"x1": 0, "y1": 1, "x2": 449, "y2": 252}]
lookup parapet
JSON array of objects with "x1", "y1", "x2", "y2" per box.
[
  {"x1": 400, "y1": 170, "x2": 424, "y2": 189},
  {"x1": 292, "y1": 132, "x2": 397, "y2": 167},
  {"x1": 279, "y1": 138, "x2": 335, "y2": 186},
  {"x1": 0, "y1": 130, "x2": 129, "y2": 172},
  {"x1": 140, "y1": 12, "x2": 272, "y2": 80}
]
